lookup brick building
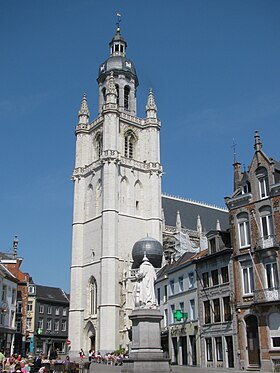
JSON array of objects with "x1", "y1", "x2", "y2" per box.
[{"x1": 225, "y1": 131, "x2": 280, "y2": 372}]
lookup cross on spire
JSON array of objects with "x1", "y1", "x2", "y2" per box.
[{"x1": 116, "y1": 13, "x2": 121, "y2": 33}]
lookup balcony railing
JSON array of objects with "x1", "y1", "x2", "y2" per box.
[
  {"x1": 254, "y1": 287, "x2": 280, "y2": 303},
  {"x1": 256, "y1": 235, "x2": 279, "y2": 250}
]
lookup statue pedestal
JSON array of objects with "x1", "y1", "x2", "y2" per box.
[{"x1": 122, "y1": 308, "x2": 170, "y2": 373}]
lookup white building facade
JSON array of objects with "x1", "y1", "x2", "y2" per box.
[
  {"x1": 69, "y1": 26, "x2": 162, "y2": 356},
  {"x1": 155, "y1": 252, "x2": 202, "y2": 367},
  {"x1": 0, "y1": 264, "x2": 17, "y2": 355}
]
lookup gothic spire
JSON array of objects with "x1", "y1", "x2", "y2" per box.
[
  {"x1": 216, "y1": 219, "x2": 221, "y2": 231},
  {"x1": 78, "y1": 93, "x2": 90, "y2": 125},
  {"x1": 254, "y1": 130, "x2": 263, "y2": 151},
  {"x1": 146, "y1": 88, "x2": 157, "y2": 119}
]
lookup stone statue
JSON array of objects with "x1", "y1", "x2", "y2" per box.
[{"x1": 134, "y1": 254, "x2": 157, "y2": 309}]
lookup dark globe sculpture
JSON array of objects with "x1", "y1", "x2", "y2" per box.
[{"x1": 132, "y1": 237, "x2": 163, "y2": 269}]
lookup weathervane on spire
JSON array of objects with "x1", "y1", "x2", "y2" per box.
[{"x1": 116, "y1": 13, "x2": 122, "y2": 32}]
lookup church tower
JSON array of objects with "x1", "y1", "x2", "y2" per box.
[{"x1": 69, "y1": 24, "x2": 162, "y2": 356}]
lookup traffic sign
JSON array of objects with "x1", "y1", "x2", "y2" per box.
[{"x1": 66, "y1": 340, "x2": 71, "y2": 346}]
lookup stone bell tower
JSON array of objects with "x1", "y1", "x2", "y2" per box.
[{"x1": 69, "y1": 23, "x2": 163, "y2": 356}]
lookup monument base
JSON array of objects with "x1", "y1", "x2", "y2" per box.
[{"x1": 122, "y1": 308, "x2": 171, "y2": 373}]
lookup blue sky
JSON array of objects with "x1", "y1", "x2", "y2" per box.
[{"x1": 0, "y1": 0, "x2": 279, "y2": 292}]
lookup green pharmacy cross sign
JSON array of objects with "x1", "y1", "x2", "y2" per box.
[{"x1": 173, "y1": 310, "x2": 188, "y2": 322}]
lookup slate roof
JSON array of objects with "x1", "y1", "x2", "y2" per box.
[
  {"x1": 0, "y1": 253, "x2": 18, "y2": 260},
  {"x1": 35, "y1": 285, "x2": 69, "y2": 304},
  {"x1": 274, "y1": 160, "x2": 280, "y2": 170},
  {"x1": 162, "y1": 195, "x2": 229, "y2": 232}
]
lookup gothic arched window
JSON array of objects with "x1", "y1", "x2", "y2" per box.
[
  {"x1": 89, "y1": 277, "x2": 97, "y2": 315},
  {"x1": 102, "y1": 87, "x2": 106, "y2": 102},
  {"x1": 134, "y1": 180, "x2": 143, "y2": 214},
  {"x1": 124, "y1": 131, "x2": 135, "y2": 159},
  {"x1": 95, "y1": 179, "x2": 102, "y2": 216},
  {"x1": 95, "y1": 133, "x2": 103, "y2": 159},
  {"x1": 124, "y1": 86, "x2": 130, "y2": 110},
  {"x1": 120, "y1": 176, "x2": 129, "y2": 213},
  {"x1": 115, "y1": 84, "x2": 119, "y2": 106},
  {"x1": 85, "y1": 184, "x2": 93, "y2": 220}
]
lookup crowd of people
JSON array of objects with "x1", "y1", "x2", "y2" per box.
[
  {"x1": 0, "y1": 348, "x2": 128, "y2": 373},
  {"x1": 0, "y1": 351, "x2": 74, "y2": 373},
  {"x1": 79, "y1": 349, "x2": 127, "y2": 366}
]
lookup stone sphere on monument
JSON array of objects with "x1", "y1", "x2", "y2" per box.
[{"x1": 132, "y1": 237, "x2": 163, "y2": 269}]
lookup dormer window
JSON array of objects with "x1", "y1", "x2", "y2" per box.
[
  {"x1": 29, "y1": 286, "x2": 35, "y2": 294},
  {"x1": 242, "y1": 182, "x2": 251, "y2": 194},
  {"x1": 259, "y1": 176, "x2": 269, "y2": 199},
  {"x1": 209, "y1": 238, "x2": 216, "y2": 253},
  {"x1": 256, "y1": 166, "x2": 269, "y2": 199}
]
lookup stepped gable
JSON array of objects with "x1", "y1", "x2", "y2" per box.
[{"x1": 162, "y1": 194, "x2": 229, "y2": 231}]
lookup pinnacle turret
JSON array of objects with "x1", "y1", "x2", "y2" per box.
[
  {"x1": 78, "y1": 93, "x2": 90, "y2": 125},
  {"x1": 146, "y1": 88, "x2": 157, "y2": 119},
  {"x1": 254, "y1": 130, "x2": 263, "y2": 151},
  {"x1": 196, "y1": 215, "x2": 202, "y2": 234},
  {"x1": 105, "y1": 72, "x2": 117, "y2": 105},
  {"x1": 176, "y1": 210, "x2": 181, "y2": 231}
]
